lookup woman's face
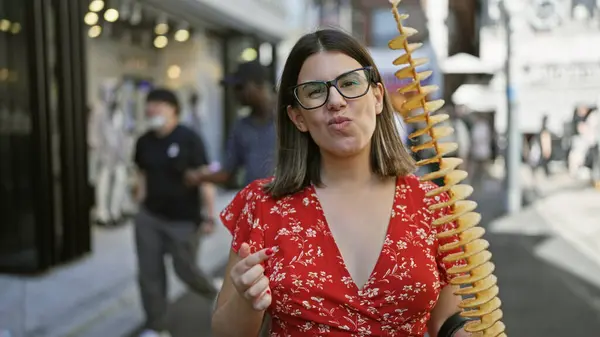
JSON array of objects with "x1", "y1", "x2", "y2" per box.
[{"x1": 287, "y1": 52, "x2": 384, "y2": 158}]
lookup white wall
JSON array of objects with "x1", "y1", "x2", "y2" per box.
[
  {"x1": 86, "y1": 32, "x2": 226, "y2": 164},
  {"x1": 157, "y1": 34, "x2": 225, "y2": 163},
  {"x1": 86, "y1": 38, "x2": 161, "y2": 108}
]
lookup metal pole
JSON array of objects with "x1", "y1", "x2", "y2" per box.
[{"x1": 501, "y1": 0, "x2": 522, "y2": 213}]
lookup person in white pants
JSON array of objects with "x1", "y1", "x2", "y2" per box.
[{"x1": 89, "y1": 102, "x2": 131, "y2": 226}]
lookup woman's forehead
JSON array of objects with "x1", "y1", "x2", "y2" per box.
[{"x1": 297, "y1": 51, "x2": 364, "y2": 83}]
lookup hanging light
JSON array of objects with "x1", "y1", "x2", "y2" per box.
[
  {"x1": 155, "y1": 23, "x2": 169, "y2": 35},
  {"x1": 10, "y1": 22, "x2": 21, "y2": 34},
  {"x1": 104, "y1": 8, "x2": 119, "y2": 22},
  {"x1": 89, "y1": 0, "x2": 105, "y2": 12},
  {"x1": 0, "y1": 19, "x2": 10, "y2": 32},
  {"x1": 154, "y1": 35, "x2": 168, "y2": 48},
  {"x1": 167, "y1": 65, "x2": 181, "y2": 79},
  {"x1": 174, "y1": 22, "x2": 190, "y2": 42},
  {"x1": 240, "y1": 48, "x2": 258, "y2": 62},
  {"x1": 84, "y1": 12, "x2": 99, "y2": 26},
  {"x1": 88, "y1": 25, "x2": 102, "y2": 38},
  {"x1": 174, "y1": 29, "x2": 190, "y2": 42},
  {"x1": 154, "y1": 13, "x2": 169, "y2": 35}
]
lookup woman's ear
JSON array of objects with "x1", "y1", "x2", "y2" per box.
[
  {"x1": 373, "y1": 83, "x2": 385, "y2": 115},
  {"x1": 287, "y1": 105, "x2": 308, "y2": 132}
]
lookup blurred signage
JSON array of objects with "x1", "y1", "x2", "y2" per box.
[{"x1": 523, "y1": 62, "x2": 600, "y2": 86}]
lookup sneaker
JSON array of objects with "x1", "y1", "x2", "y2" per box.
[{"x1": 138, "y1": 330, "x2": 172, "y2": 337}]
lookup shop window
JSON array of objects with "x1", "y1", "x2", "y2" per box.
[{"x1": 0, "y1": 0, "x2": 36, "y2": 271}]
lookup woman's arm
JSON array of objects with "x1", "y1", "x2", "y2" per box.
[
  {"x1": 212, "y1": 249, "x2": 267, "y2": 337},
  {"x1": 427, "y1": 285, "x2": 469, "y2": 337}
]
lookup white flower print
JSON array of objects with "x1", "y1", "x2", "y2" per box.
[{"x1": 219, "y1": 176, "x2": 464, "y2": 337}]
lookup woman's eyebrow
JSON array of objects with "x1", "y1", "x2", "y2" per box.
[{"x1": 299, "y1": 69, "x2": 357, "y2": 83}]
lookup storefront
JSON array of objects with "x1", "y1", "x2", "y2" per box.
[
  {"x1": 0, "y1": 0, "x2": 287, "y2": 274},
  {"x1": 0, "y1": 0, "x2": 89, "y2": 274}
]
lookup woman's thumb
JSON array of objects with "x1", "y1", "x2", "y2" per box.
[{"x1": 238, "y1": 242, "x2": 251, "y2": 258}]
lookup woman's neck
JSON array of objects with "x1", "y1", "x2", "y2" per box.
[{"x1": 319, "y1": 147, "x2": 375, "y2": 189}]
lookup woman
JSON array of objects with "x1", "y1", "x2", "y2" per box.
[{"x1": 212, "y1": 29, "x2": 469, "y2": 337}]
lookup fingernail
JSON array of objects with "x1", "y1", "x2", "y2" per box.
[
  {"x1": 266, "y1": 289, "x2": 271, "y2": 295},
  {"x1": 265, "y1": 248, "x2": 274, "y2": 256}
]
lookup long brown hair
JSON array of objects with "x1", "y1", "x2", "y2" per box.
[{"x1": 264, "y1": 29, "x2": 416, "y2": 198}]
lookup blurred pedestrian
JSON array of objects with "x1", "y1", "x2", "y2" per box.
[
  {"x1": 468, "y1": 113, "x2": 492, "y2": 186},
  {"x1": 452, "y1": 105, "x2": 471, "y2": 171},
  {"x1": 185, "y1": 61, "x2": 276, "y2": 188},
  {"x1": 537, "y1": 115, "x2": 553, "y2": 176},
  {"x1": 586, "y1": 107, "x2": 600, "y2": 189},
  {"x1": 568, "y1": 104, "x2": 593, "y2": 177},
  {"x1": 133, "y1": 88, "x2": 218, "y2": 337}
]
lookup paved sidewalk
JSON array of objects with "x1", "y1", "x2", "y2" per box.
[
  {"x1": 0, "y1": 190, "x2": 238, "y2": 337},
  {"x1": 534, "y1": 188, "x2": 600, "y2": 267}
]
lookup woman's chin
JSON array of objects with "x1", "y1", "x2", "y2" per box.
[{"x1": 325, "y1": 142, "x2": 369, "y2": 158}]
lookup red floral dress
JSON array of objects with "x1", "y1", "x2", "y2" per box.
[{"x1": 220, "y1": 174, "x2": 462, "y2": 337}]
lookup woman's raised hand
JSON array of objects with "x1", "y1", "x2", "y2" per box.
[{"x1": 230, "y1": 242, "x2": 275, "y2": 311}]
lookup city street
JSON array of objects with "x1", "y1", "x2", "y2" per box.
[{"x1": 154, "y1": 177, "x2": 600, "y2": 337}]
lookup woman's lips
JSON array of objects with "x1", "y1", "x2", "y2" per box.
[{"x1": 328, "y1": 116, "x2": 352, "y2": 131}]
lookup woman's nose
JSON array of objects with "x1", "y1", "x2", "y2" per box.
[{"x1": 326, "y1": 86, "x2": 347, "y2": 110}]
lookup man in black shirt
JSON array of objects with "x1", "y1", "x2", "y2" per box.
[{"x1": 133, "y1": 89, "x2": 217, "y2": 337}]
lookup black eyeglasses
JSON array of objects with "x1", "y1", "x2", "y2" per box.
[{"x1": 291, "y1": 66, "x2": 374, "y2": 110}]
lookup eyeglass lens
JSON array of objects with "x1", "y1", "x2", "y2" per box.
[{"x1": 294, "y1": 68, "x2": 370, "y2": 109}]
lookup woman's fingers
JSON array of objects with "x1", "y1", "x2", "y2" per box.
[
  {"x1": 252, "y1": 288, "x2": 272, "y2": 311},
  {"x1": 242, "y1": 246, "x2": 277, "y2": 269},
  {"x1": 230, "y1": 245, "x2": 277, "y2": 311},
  {"x1": 240, "y1": 264, "x2": 265, "y2": 288},
  {"x1": 245, "y1": 275, "x2": 269, "y2": 299},
  {"x1": 238, "y1": 242, "x2": 251, "y2": 259},
  {"x1": 232, "y1": 246, "x2": 277, "y2": 278}
]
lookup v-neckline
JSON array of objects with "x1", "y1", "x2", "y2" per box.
[{"x1": 310, "y1": 177, "x2": 399, "y2": 294}]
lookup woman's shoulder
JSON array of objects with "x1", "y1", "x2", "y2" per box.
[
  {"x1": 398, "y1": 174, "x2": 439, "y2": 193},
  {"x1": 238, "y1": 177, "x2": 274, "y2": 198},
  {"x1": 223, "y1": 177, "x2": 313, "y2": 212},
  {"x1": 220, "y1": 177, "x2": 313, "y2": 253},
  {"x1": 223, "y1": 178, "x2": 277, "y2": 215}
]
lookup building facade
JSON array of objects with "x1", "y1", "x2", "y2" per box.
[
  {"x1": 0, "y1": 0, "x2": 290, "y2": 274},
  {"x1": 478, "y1": 0, "x2": 600, "y2": 135}
]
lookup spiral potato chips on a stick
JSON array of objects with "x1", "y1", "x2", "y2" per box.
[{"x1": 387, "y1": 1, "x2": 506, "y2": 336}]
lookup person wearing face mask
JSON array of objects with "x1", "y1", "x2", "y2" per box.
[{"x1": 133, "y1": 88, "x2": 218, "y2": 337}]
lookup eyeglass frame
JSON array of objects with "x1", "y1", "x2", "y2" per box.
[{"x1": 290, "y1": 66, "x2": 375, "y2": 110}]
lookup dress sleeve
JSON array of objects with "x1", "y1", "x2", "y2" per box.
[
  {"x1": 219, "y1": 180, "x2": 267, "y2": 254},
  {"x1": 421, "y1": 182, "x2": 466, "y2": 288}
]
